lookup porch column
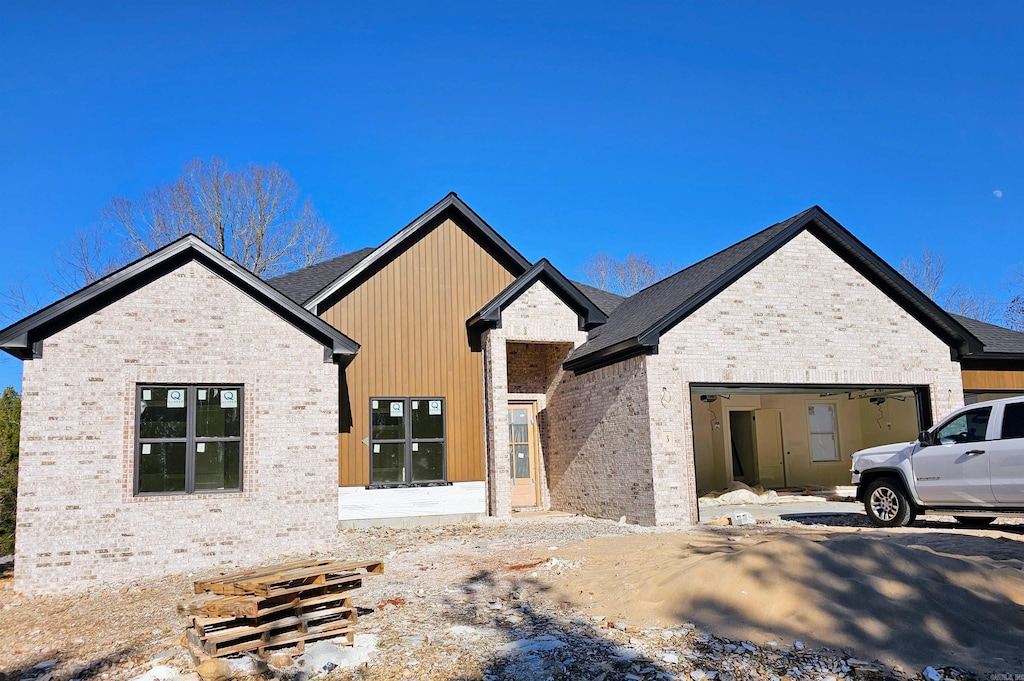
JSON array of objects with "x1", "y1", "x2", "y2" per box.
[{"x1": 482, "y1": 329, "x2": 512, "y2": 519}]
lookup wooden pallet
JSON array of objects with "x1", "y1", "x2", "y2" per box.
[
  {"x1": 185, "y1": 558, "x2": 382, "y2": 658},
  {"x1": 183, "y1": 579, "x2": 364, "y2": 619},
  {"x1": 189, "y1": 593, "x2": 357, "y2": 656},
  {"x1": 195, "y1": 559, "x2": 384, "y2": 596}
]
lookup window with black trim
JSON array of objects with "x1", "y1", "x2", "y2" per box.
[
  {"x1": 369, "y1": 397, "x2": 446, "y2": 485},
  {"x1": 136, "y1": 385, "x2": 243, "y2": 495}
]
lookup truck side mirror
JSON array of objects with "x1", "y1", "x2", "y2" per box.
[{"x1": 918, "y1": 430, "x2": 933, "y2": 447}]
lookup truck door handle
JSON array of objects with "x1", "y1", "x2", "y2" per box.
[{"x1": 966, "y1": 449, "x2": 986, "y2": 456}]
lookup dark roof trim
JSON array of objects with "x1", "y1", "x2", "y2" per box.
[
  {"x1": 305, "y1": 192, "x2": 532, "y2": 314},
  {"x1": 0, "y1": 235, "x2": 360, "y2": 363},
  {"x1": 467, "y1": 259, "x2": 608, "y2": 340},
  {"x1": 565, "y1": 206, "x2": 983, "y2": 373},
  {"x1": 561, "y1": 338, "x2": 653, "y2": 374}
]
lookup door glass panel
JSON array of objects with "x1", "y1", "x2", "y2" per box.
[
  {"x1": 138, "y1": 441, "x2": 187, "y2": 493},
  {"x1": 371, "y1": 400, "x2": 405, "y2": 440},
  {"x1": 372, "y1": 443, "x2": 405, "y2": 483},
  {"x1": 194, "y1": 441, "x2": 241, "y2": 491},
  {"x1": 510, "y1": 423, "x2": 528, "y2": 443},
  {"x1": 411, "y1": 400, "x2": 444, "y2": 439},
  {"x1": 513, "y1": 444, "x2": 531, "y2": 478},
  {"x1": 1001, "y1": 403, "x2": 1024, "y2": 440},
  {"x1": 411, "y1": 442, "x2": 444, "y2": 481},
  {"x1": 936, "y1": 407, "x2": 991, "y2": 444},
  {"x1": 139, "y1": 387, "x2": 188, "y2": 439},
  {"x1": 195, "y1": 387, "x2": 241, "y2": 438}
]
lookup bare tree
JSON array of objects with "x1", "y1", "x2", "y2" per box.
[
  {"x1": 0, "y1": 275, "x2": 44, "y2": 322},
  {"x1": 945, "y1": 286, "x2": 1001, "y2": 323},
  {"x1": 614, "y1": 254, "x2": 660, "y2": 296},
  {"x1": 52, "y1": 158, "x2": 336, "y2": 293},
  {"x1": 1006, "y1": 266, "x2": 1024, "y2": 330},
  {"x1": 898, "y1": 248, "x2": 946, "y2": 299},
  {"x1": 582, "y1": 253, "x2": 676, "y2": 296},
  {"x1": 581, "y1": 253, "x2": 615, "y2": 293}
]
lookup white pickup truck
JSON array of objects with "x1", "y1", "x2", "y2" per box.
[{"x1": 851, "y1": 395, "x2": 1024, "y2": 527}]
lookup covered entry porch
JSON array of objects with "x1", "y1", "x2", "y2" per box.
[{"x1": 690, "y1": 383, "x2": 930, "y2": 495}]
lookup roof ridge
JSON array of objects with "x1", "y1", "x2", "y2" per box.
[{"x1": 620, "y1": 207, "x2": 818, "y2": 301}]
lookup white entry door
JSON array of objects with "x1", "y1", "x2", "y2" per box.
[{"x1": 754, "y1": 409, "x2": 786, "y2": 488}]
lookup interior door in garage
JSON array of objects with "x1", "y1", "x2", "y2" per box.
[{"x1": 754, "y1": 409, "x2": 786, "y2": 488}]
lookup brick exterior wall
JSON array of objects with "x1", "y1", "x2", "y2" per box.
[
  {"x1": 646, "y1": 230, "x2": 966, "y2": 526},
  {"x1": 15, "y1": 260, "x2": 339, "y2": 594},
  {"x1": 481, "y1": 282, "x2": 587, "y2": 518},
  {"x1": 545, "y1": 356, "x2": 657, "y2": 525}
]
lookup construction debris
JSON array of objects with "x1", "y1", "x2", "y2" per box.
[
  {"x1": 182, "y1": 558, "x2": 383, "y2": 659},
  {"x1": 699, "y1": 481, "x2": 827, "y2": 506}
]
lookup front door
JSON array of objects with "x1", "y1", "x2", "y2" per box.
[
  {"x1": 754, "y1": 409, "x2": 786, "y2": 488},
  {"x1": 509, "y1": 403, "x2": 540, "y2": 508}
]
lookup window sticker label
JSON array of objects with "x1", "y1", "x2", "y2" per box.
[
  {"x1": 412, "y1": 443, "x2": 419, "y2": 451},
  {"x1": 412, "y1": 400, "x2": 419, "y2": 409},
  {"x1": 221, "y1": 390, "x2": 237, "y2": 408},
  {"x1": 142, "y1": 444, "x2": 151, "y2": 454},
  {"x1": 197, "y1": 443, "x2": 206, "y2": 452},
  {"x1": 198, "y1": 389, "x2": 207, "y2": 400},
  {"x1": 429, "y1": 400, "x2": 442, "y2": 416},
  {"x1": 167, "y1": 389, "x2": 185, "y2": 409},
  {"x1": 372, "y1": 400, "x2": 378, "y2": 409},
  {"x1": 373, "y1": 444, "x2": 380, "y2": 453},
  {"x1": 142, "y1": 389, "x2": 152, "y2": 401},
  {"x1": 390, "y1": 402, "x2": 404, "y2": 418}
]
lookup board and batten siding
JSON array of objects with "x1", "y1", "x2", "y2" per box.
[
  {"x1": 321, "y1": 217, "x2": 518, "y2": 486},
  {"x1": 961, "y1": 369, "x2": 1024, "y2": 391}
]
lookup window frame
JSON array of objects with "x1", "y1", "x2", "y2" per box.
[
  {"x1": 368, "y1": 396, "x2": 448, "y2": 487},
  {"x1": 1000, "y1": 401, "x2": 1024, "y2": 440},
  {"x1": 935, "y1": 405, "x2": 992, "y2": 445},
  {"x1": 134, "y1": 384, "x2": 244, "y2": 496},
  {"x1": 807, "y1": 401, "x2": 840, "y2": 463}
]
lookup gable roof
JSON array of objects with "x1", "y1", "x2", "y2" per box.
[
  {"x1": 0, "y1": 235, "x2": 360, "y2": 363},
  {"x1": 565, "y1": 206, "x2": 984, "y2": 373},
  {"x1": 467, "y1": 259, "x2": 608, "y2": 344},
  {"x1": 267, "y1": 247, "x2": 375, "y2": 305},
  {"x1": 951, "y1": 314, "x2": 1024, "y2": 356},
  {"x1": 303, "y1": 192, "x2": 532, "y2": 314},
  {"x1": 571, "y1": 281, "x2": 626, "y2": 315}
]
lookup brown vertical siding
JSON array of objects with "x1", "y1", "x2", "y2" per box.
[
  {"x1": 322, "y1": 218, "x2": 518, "y2": 486},
  {"x1": 961, "y1": 369, "x2": 1024, "y2": 391}
]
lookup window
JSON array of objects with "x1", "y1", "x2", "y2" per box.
[
  {"x1": 1002, "y1": 402, "x2": 1024, "y2": 440},
  {"x1": 808, "y1": 403, "x2": 839, "y2": 462},
  {"x1": 369, "y1": 398, "x2": 445, "y2": 485},
  {"x1": 936, "y1": 406, "x2": 991, "y2": 444},
  {"x1": 136, "y1": 385, "x2": 243, "y2": 495}
]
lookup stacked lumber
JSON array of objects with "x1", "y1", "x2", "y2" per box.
[{"x1": 183, "y1": 558, "x2": 383, "y2": 658}]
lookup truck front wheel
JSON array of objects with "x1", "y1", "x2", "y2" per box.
[{"x1": 864, "y1": 478, "x2": 916, "y2": 527}]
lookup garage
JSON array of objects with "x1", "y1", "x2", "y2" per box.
[{"x1": 690, "y1": 383, "x2": 929, "y2": 494}]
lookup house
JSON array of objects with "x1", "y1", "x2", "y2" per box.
[{"x1": 4, "y1": 193, "x2": 1024, "y2": 593}]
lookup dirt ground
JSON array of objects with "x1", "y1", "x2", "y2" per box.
[{"x1": 0, "y1": 513, "x2": 1022, "y2": 681}]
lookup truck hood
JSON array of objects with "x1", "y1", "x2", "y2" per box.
[{"x1": 852, "y1": 440, "x2": 918, "y2": 468}]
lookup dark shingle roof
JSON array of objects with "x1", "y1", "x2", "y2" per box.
[
  {"x1": 570, "y1": 281, "x2": 626, "y2": 315},
  {"x1": 266, "y1": 248, "x2": 375, "y2": 305},
  {"x1": 567, "y1": 209, "x2": 814, "y2": 365},
  {"x1": 951, "y1": 314, "x2": 1024, "y2": 354}
]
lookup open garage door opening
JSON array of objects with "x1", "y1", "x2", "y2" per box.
[{"x1": 690, "y1": 384, "x2": 930, "y2": 495}]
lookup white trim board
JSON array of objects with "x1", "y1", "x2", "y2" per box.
[{"x1": 338, "y1": 481, "x2": 486, "y2": 520}]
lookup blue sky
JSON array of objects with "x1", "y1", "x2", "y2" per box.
[{"x1": 1, "y1": 2, "x2": 1022, "y2": 390}]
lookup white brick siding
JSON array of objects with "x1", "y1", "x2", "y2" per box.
[
  {"x1": 646, "y1": 230, "x2": 965, "y2": 525},
  {"x1": 15, "y1": 260, "x2": 339, "y2": 594}
]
